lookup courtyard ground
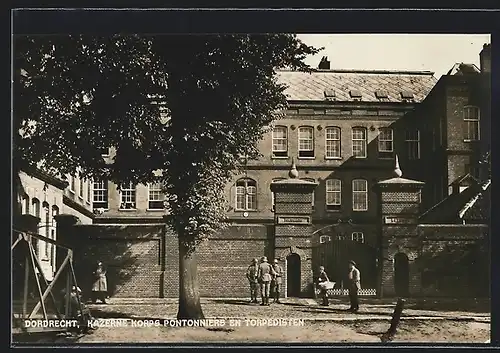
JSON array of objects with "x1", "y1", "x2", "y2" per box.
[{"x1": 12, "y1": 297, "x2": 490, "y2": 345}]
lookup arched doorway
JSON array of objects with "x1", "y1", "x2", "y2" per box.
[
  {"x1": 394, "y1": 253, "x2": 410, "y2": 297},
  {"x1": 286, "y1": 253, "x2": 301, "y2": 297}
]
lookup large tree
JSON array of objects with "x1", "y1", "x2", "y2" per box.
[{"x1": 13, "y1": 34, "x2": 320, "y2": 319}]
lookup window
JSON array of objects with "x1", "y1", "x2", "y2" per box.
[
  {"x1": 235, "y1": 178, "x2": 257, "y2": 211},
  {"x1": 51, "y1": 205, "x2": 59, "y2": 226},
  {"x1": 148, "y1": 183, "x2": 165, "y2": 210},
  {"x1": 352, "y1": 128, "x2": 367, "y2": 158},
  {"x1": 69, "y1": 175, "x2": 75, "y2": 192},
  {"x1": 272, "y1": 126, "x2": 288, "y2": 158},
  {"x1": 271, "y1": 178, "x2": 286, "y2": 211},
  {"x1": 87, "y1": 180, "x2": 91, "y2": 203},
  {"x1": 120, "y1": 182, "x2": 137, "y2": 209},
  {"x1": 351, "y1": 232, "x2": 364, "y2": 243},
  {"x1": 464, "y1": 106, "x2": 480, "y2": 141},
  {"x1": 326, "y1": 179, "x2": 342, "y2": 211},
  {"x1": 92, "y1": 180, "x2": 108, "y2": 209},
  {"x1": 336, "y1": 234, "x2": 346, "y2": 241},
  {"x1": 378, "y1": 128, "x2": 393, "y2": 158},
  {"x1": 405, "y1": 130, "x2": 421, "y2": 160},
  {"x1": 79, "y1": 178, "x2": 84, "y2": 198},
  {"x1": 352, "y1": 179, "x2": 368, "y2": 211},
  {"x1": 32, "y1": 198, "x2": 40, "y2": 218},
  {"x1": 319, "y1": 235, "x2": 331, "y2": 244},
  {"x1": 325, "y1": 127, "x2": 341, "y2": 159},
  {"x1": 298, "y1": 126, "x2": 314, "y2": 158},
  {"x1": 21, "y1": 194, "x2": 29, "y2": 214},
  {"x1": 301, "y1": 178, "x2": 316, "y2": 209}
]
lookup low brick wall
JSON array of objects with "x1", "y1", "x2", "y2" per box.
[
  {"x1": 417, "y1": 224, "x2": 489, "y2": 297},
  {"x1": 62, "y1": 223, "x2": 272, "y2": 298}
]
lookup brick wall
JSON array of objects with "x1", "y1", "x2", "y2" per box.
[
  {"x1": 417, "y1": 224, "x2": 488, "y2": 297},
  {"x1": 61, "y1": 222, "x2": 272, "y2": 299}
]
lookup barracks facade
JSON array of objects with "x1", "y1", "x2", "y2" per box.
[{"x1": 16, "y1": 44, "x2": 491, "y2": 299}]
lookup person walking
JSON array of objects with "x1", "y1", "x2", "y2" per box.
[
  {"x1": 246, "y1": 258, "x2": 259, "y2": 304},
  {"x1": 317, "y1": 266, "x2": 330, "y2": 306},
  {"x1": 257, "y1": 256, "x2": 275, "y2": 306},
  {"x1": 347, "y1": 260, "x2": 361, "y2": 312},
  {"x1": 91, "y1": 261, "x2": 108, "y2": 304},
  {"x1": 271, "y1": 259, "x2": 284, "y2": 303}
]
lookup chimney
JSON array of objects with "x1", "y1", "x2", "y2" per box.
[
  {"x1": 479, "y1": 43, "x2": 491, "y2": 73},
  {"x1": 318, "y1": 56, "x2": 330, "y2": 70}
]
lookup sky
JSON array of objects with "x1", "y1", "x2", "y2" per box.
[{"x1": 297, "y1": 34, "x2": 491, "y2": 78}]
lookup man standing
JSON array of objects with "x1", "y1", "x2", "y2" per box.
[
  {"x1": 246, "y1": 258, "x2": 259, "y2": 304},
  {"x1": 347, "y1": 260, "x2": 361, "y2": 312},
  {"x1": 271, "y1": 259, "x2": 283, "y2": 303},
  {"x1": 317, "y1": 266, "x2": 330, "y2": 306},
  {"x1": 257, "y1": 256, "x2": 275, "y2": 306}
]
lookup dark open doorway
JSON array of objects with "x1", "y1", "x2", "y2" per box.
[
  {"x1": 394, "y1": 252, "x2": 410, "y2": 297},
  {"x1": 286, "y1": 253, "x2": 301, "y2": 297}
]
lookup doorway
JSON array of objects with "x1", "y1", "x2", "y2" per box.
[
  {"x1": 394, "y1": 253, "x2": 410, "y2": 297},
  {"x1": 286, "y1": 253, "x2": 301, "y2": 297}
]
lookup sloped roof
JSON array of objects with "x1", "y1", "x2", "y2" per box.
[
  {"x1": 276, "y1": 69, "x2": 438, "y2": 103},
  {"x1": 446, "y1": 63, "x2": 481, "y2": 76},
  {"x1": 419, "y1": 180, "x2": 490, "y2": 224}
]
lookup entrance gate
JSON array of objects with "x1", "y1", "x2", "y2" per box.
[{"x1": 313, "y1": 238, "x2": 377, "y2": 296}]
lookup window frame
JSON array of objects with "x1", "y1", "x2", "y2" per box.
[
  {"x1": 148, "y1": 183, "x2": 165, "y2": 210},
  {"x1": 235, "y1": 178, "x2": 257, "y2": 211},
  {"x1": 78, "y1": 177, "x2": 84, "y2": 199},
  {"x1": 351, "y1": 232, "x2": 365, "y2": 243},
  {"x1": 119, "y1": 182, "x2": 137, "y2": 210},
  {"x1": 378, "y1": 127, "x2": 394, "y2": 158},
  {"x1": 405, "y1": 129, "x2": 421, "y2": 160},
  {"x1": 319, "y1": 235, "x2": 331, "y2": 244},
  {"x1": 271, "y1": 126, "x2": 288, "y2": 158},
  {"x1": 352, "y1": 127, "x2": 367, "y2": 158},
  {"x1": 463, "y1": 105, "x2": 480, "y2": 142},
  {"x1": 325, "y1": 126, "x2": 341, "y2": 159},
  {"x1": 297, "y1": 126, "x2": 315, "y2": 158},
  {"x1": 352, "y1": 179, "x2": 368, "y2": 212},
  {"x1": 92, "y1": 180, "x2": 109, "y2": 210},
  {"x1": 69, "y1": 175, "x2": 75, "y2": 193},
  {"x1": 325, "y1": 179, "x2": 342, "y2": 212}
]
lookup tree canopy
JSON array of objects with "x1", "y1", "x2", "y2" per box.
[{"x1": 14, "y1": 34, "x2": 321, "y2": 249}]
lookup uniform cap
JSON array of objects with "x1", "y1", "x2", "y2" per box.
[
  {"x1": 349, "y1": 260, "x2": 357, "y2": 266},
  {"x1": 252, "y1": 258, "x2": 258, "y2": 263},
  {"x1": 261, "y1": 256, "x2": 268, "y2": 262}
]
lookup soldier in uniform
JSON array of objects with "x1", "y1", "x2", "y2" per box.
[
  {"x1": 347, "y1": 260, "x2": 361, "y2": 312},
  {"x1": 316, "y1": 265, "x2": 330, "y2": 306},
  {"x1": 257, "y1": 256, "x2": 275, "y2": 306},
  {"x1": 246, "y1": 258, "x2": 259, "y2": 303},
  {"x1": 271, "y1": 259, "x2": 284, "y2": 303}
]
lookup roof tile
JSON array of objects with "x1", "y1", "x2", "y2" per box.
[{"x1": 277, "y1": 70, "x2": 437, "y2": 103}]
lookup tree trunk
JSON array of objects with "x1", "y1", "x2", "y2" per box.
[{"x1": 176, "y1": 237, "x2": 205, "y2": 320}]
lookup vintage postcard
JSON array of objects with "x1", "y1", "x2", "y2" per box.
[{"x1": 11, "y1": 8, "x2": 492, "y2": 347}]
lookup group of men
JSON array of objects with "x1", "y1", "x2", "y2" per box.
[
  {"x1": 246, "y1": 256, "x2": 283, "y2": 305},
  {"x1": 246, "y1": 256, "x2": 361, "y2": 312}
]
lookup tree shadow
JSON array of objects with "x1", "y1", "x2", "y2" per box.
[
  {"x1": 211, "y1": 299, "x2": 258, "y2": 306},
  {"x1": 57, "y1": 224, "x2": 165, "y2": 301}
]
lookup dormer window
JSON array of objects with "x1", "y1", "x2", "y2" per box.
[
  {"x1": 400, "y1": 91, "x2": 414, "y2": 102},
  {"x1": 349, "y1": 90, "x2": 362, "y2": 101},
  {"x1": 324, "y1": 89, "x2": 336, "y2": 101},
  {"x1": 375, "y1": 90, "x2": 389, "y2": 102}
]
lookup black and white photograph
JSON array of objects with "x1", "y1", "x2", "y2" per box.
[{"x1": 11, "y1": 10, "x2": 492, "y2": 346}]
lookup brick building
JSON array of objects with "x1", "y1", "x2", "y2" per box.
[{"x1": 16, "y1": 45, "x2": 490, "y2": 299}]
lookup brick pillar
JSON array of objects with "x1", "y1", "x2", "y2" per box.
[
  {"x1": 270, "y1": 161, "x2": 318, "y2": 298},
  {"x1": 374, "y1": 156, "x2": 425, "y2": 298}
]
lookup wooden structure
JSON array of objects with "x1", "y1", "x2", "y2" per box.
[{"x1": 12, "y1": 229, "x2": 84, "y2": 334}]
